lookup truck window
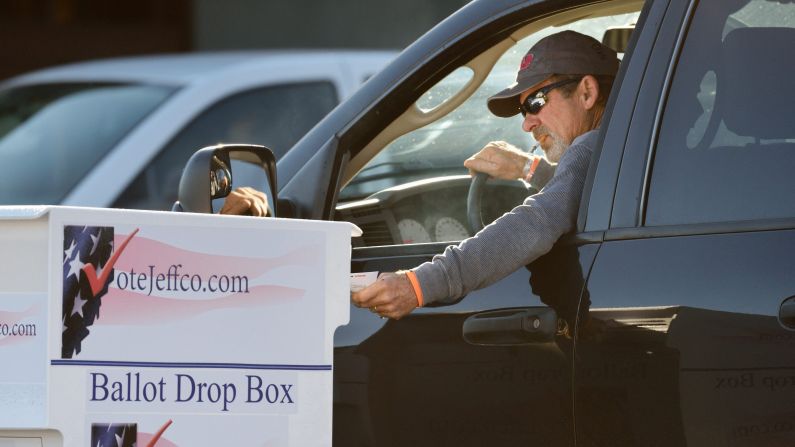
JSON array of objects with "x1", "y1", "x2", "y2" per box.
[
  {"x1": 339, "y1": 11, "x2": 639, "y2": 246},
  {"x1": 645, "y1": 0, "x2": 795, "y2": 226}
]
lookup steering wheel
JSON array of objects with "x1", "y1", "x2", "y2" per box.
[{"x1": 467, "y1": 172, "x2": 536, "y2": 233}]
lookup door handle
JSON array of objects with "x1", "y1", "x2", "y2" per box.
[
  {"x1": 462, "y1": 307, "x2": 557, "y2": 346},
  {"x1": 778, "y1": 296, "x2": 795, "y2": 330}
]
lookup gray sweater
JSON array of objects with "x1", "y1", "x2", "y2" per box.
[{"x1": 413, "y1": 129, "x2": 597, "y2": 305}]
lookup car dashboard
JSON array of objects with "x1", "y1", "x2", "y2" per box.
[{"x1": 336, "y1": 175, "x2": 531, "y2": 247}]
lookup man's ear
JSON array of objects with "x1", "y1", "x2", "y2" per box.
[{"x1": 580, "y1": 75, "x2": 599, "y2": 110}]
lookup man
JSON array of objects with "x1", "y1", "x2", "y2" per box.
[{"x1": 351, "y1": 30, "x2": 619, "y2": 319}]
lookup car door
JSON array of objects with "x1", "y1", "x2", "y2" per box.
[
  {"x1": 273, "y1": 1, "x2": 648, "y2": 446},
  {"x1": 331, "y1": 59, "x2": 578, "y2": 447},
  {"x1": 576, "y1": 0, "x2": 795, "y2": 446}
]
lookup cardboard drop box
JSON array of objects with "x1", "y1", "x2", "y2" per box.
[{"x1": 0, "y1": 206, "x2": 359, "y2": 447}]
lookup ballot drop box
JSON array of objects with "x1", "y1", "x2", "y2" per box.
[{"x1": 0, "y1": 206, "x2": 358, "y2": 446}]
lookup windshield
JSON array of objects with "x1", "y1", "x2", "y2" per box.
[{"x1": 0, "y1": 82, "x2": 175, "y2": 204}]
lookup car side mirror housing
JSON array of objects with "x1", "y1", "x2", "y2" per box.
[{"x1": 172, "y1": 144, "x2": 278, "y2": 216}]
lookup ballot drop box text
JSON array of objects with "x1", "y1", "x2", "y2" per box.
[{"x1": 0, "y1": 206, "x2": 357, "y2": 446}]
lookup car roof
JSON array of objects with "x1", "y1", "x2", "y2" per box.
[{"x1": 1, "y1": 50, "x2": 398, "y2": 88}]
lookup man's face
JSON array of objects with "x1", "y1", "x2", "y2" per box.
[{"x1": 518, "y1": 77, "x2": 588, "y2": 163}]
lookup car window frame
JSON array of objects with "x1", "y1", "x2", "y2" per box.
[
  {"x1": 580, "y1": 0, "x2": 667, "y2": 234},
  {"x1": 334, "y1": 2, "x2": 655, "y2": 249},
  {"x1": 605, "y1": 0, "x2": 696, "y2": 234},
  {"x1": 278, "y1": 1, "x2": 658, "y2": 231}
]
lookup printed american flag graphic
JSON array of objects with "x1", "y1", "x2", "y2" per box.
[
  {"x1": 62, "y1": 225, "x2": 115, "y2": 358},
  {"x1": 91, "y1": 423, "x2": 137, "y2": 447}
]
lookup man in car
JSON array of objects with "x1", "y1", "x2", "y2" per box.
[{"x1": 351, "y1": 30, "x2": 619, "y2": 319}]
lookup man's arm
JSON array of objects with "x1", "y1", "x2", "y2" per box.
[
  {"x1": 464, "y1": 140, "x2": 556, "y2": 189},
  {"x1": 353, "y1": 130, "x2": 598, "y2": 318},
  {"x1": 349, "y1": 272, "x2": 419, "y2": 320},
  {"x1": 414, "y1": 134, "x2": 594, "y2": 305},
  {"x1": 464, "y1": 141, "x2": 531, "y2": 180}
]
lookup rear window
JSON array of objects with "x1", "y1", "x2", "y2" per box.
[
  {"x1": 645, "y1": 0, "x2": 795, "y2": 225},
  {"x1": 0, "y1": 82, "x2": 174, "y2": 205}
]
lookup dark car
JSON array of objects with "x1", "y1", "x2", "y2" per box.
[{"x1": 194, "y1": 0, "x2": 795, "y2": 445}]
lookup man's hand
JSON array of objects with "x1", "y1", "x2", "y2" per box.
[
  {"x1": 351, "y1": 271, "x2": 418, "y2": 320},
  {"x1": 464, "y1": 141, "x2": 532, "y2": 180},
  {"x1": 219, "y1": 186, "x2": 269, "y2": 216}
]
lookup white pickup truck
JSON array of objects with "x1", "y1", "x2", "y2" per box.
[{"x1": 0, "y1": 51, "x2": 394, "y2": 211}]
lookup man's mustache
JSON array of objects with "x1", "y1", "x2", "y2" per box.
[{"x1": 532, "y1": 125, "x2": 551, "y2": 142}]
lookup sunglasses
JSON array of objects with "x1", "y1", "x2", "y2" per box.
[{"x1": 520, "y1": 77, "x2": 582, "y2": 116}]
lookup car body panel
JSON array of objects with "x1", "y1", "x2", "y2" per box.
[
  {"x1": 581, "y1": 230, "x2": 795, "y2": 445},
  {"x1": 576, "y1": 0, "x2": 795, "y2": 445},
  {"x1": 336, "y1": 240, "x2": 601, "y2": 445}
]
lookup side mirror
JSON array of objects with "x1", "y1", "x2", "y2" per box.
[{"x1": 172, "y1": 144, "x2": 278, "y2": 216}]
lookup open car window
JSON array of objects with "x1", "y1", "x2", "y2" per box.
[{"x1": 337, "y1": 9, "x2": 639, "y2": 247}]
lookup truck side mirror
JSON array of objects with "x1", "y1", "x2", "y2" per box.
[{"x1": 172, "y1": 144, "x2": 278, "y2": 216}]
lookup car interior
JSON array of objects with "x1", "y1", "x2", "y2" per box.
[{"x1": 334, "y1": 0, "x2": 643, "y2": 247}]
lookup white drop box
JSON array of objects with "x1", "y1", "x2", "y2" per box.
[{"x1": 0, "y1": 206, "x2": 359, "y2": 447}]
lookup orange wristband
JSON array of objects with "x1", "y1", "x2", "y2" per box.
[
  {"x1": 523, "y1": 156, "x2": 541, "y2": 182},
  {"x1": 405, "y1": 270, "x2": 424, "y2": 307}
]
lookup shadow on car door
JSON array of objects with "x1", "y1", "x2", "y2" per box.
[{"x1": 334, "y1": 241, "x2": 599, "y2": 447}]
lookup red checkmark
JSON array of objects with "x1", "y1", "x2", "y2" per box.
[
  {"x1": 82, "y1": 228, "x2": 139, "y2": 297},
  {"x1": 145, "y1": 419, "x2": 173, "y2": 447}
]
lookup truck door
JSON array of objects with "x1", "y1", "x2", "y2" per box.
[
  {"x1": 576, "y1": 0, "x2": 795, "y2": 445},
  {"x1": 329, "y1": 7, "x2": 645, "y2": 446}
]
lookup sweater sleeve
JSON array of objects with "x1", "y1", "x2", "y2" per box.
[
  {"x1": 413, "y1": 130, "x2": 597, "y2": 305},
  {"x1": 528, "y1": 157, "x2": 556, "y2": 191}
]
